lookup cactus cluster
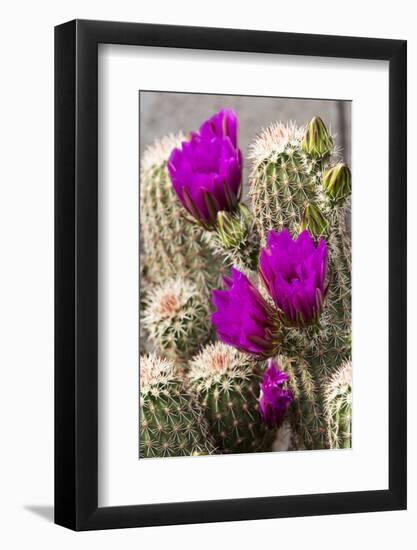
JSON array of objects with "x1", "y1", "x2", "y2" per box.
[{"x1": 139, "y1": 108, "x2": 352, "y2": 458}]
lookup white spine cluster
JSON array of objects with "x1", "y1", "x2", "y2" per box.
[
  {"x1": 189, "y1": 342, "x2": 254, "y2": 388},
  {"x1": 248, "y1": 121, "x2": 304, "y2": 167},
  {"x1": 139, "y1": 353, "x2": 176, "y2": 395},
  {"x1": 142, "y1": 278, "x2": 211, "y2": 362}
]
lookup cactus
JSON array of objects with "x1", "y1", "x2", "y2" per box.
[
  {"x1": 139, "y1": 354, "x2": 216, "y2": 458},
  {"x1": 249, "y1": 122, "x2": 315, "y2": 241},
  {"x1": 140, "y1": 134, "x2": 224, "y2": 294},
  {"x1": 325, "y1": 360, "x2": 352, "y2": 448},
  {"x1": 139, "y1": 109, "x2": 352, "y2": 456},
  {"x1": 142, "y1": 277, "x2": 212, "y2": 364},
  {"x1": 188, "y1": 342, "x2": 276, "y2": 454},
  {"x1": 248, "y1": 118, "x2": 352, "y2": 449}
]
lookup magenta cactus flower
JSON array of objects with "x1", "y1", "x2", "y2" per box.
[
  {"x1": 167, "y1": 109, "x2": 242, "y2": 228},
  {"x1": 259, "y1": 229, "x2": 328, "y2": 327},
  {"x1": 211, "y1": 268, "x2": 280, "y2": 356},
  {"x1": 258, "y1": 360, "x2": 293, "y2": 428}
]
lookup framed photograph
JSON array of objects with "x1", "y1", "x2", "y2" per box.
[{"x1": 55, "y1": 19, "x2": 407, "y2": 530}]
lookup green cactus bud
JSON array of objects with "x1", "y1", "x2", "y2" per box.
[
  {"x1": 301, "y1": 116, "x2": 333, "y2": 159},
  {"x1": 323, "y1": 163, "x2": 352, "y2": 204},
  {"x1": 189, "y1": 342, "x2": 276, "y2": 454},
  {"x1": 325, "y1": 360, "x2": 352, "y2": 449},
  {"x1": 142, "y1": 278, "x2": 212, "y2": 364},
  {"x1": 301, "y1": 202, "x2": 329, "y2": 237},
  {"x1": 216, "y1": 204, "x2": 251, "y2": 249},
  {"x1": 140, "y1": 354, "x2": 216, "y2": 458},
  {"x1": 207, "y1": 203, "x2": 259, "y2": 272}
]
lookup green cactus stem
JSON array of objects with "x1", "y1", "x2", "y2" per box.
[
  {"x1": 277, "y1": 322, "x2": 351, "y2": 449},
  {"x1": 189, "y1": 342, "x2": 276, "y2": 454},
  {"x1": 249, "y1": 122, "x2": 324, "y2": 243},
  {"x1": 139, "y1": 354, "x2": 216, "y2": 458}
]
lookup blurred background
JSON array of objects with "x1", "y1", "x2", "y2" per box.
[{"x1": 140, "y1": 91, "x2": 351, "y2": 171}]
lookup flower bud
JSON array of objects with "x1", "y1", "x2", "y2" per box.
[
  {"x1": 216, "y1": 204, "x2": 251, "y2": 249},
  {"x1": 301, "y1": 203, "x2": 328, "y2": 237},
  {"x1": 322, "y1": 163, "x2": 351, "y2": 204},
  {"x1": 301, "y1": 116, "x2": 333, "y2": 159}
]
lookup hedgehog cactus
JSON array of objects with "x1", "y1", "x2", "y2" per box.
[
  {"x1": 142, "y1": 278, "x2": 212, "y2": 364},
  {"x1": 140, "y1": 134, "x2": 223, "y2": 293},
  {"x1": 325, "y1": 360, "x2": 352, "y2": 449},
  {"x1": 140, "y1": 109, "x2": 352, "y2": 457},
  {"x1": 246, "y1": 117, "x2": 352, "y2": 449},
  {"x1": 188, "y1": 342, "x2": 276, "y2": 454},
  {"x1": 139, "y1": 354, "x2": 216, "y2": 458}
]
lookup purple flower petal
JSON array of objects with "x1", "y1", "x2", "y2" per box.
[
  {"x1": 258, "y1": 359, "x2": 293, "y2": 428},
  {"x1": 167, "y1": 109, "x2": 242, "y2": 226},
  {"x1": 211, "y1": 268, "x2": 280, "y2": 357},
  {"x1": 259, "y1": 229, "x2": 328, "y2": 326}
]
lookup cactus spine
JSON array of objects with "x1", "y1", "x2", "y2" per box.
[
  {"x1": 140, "y1": 135, "x2": 223, "y2": 294},
  {"x1": 142, "y1": 278, "x2": 212, "y2": 364},
  {"x1": 249, "y1": 119, "x2": 352, "y2": 450},
  {"x1": 325, "y1": 360, "x2": 352, "y2": 449},
  {"x1": 189, "y1": 343, "x2": 276, "y2": 454},
  {"x1": 140, "y1": 354, "x2": 216, "y2": 458}
]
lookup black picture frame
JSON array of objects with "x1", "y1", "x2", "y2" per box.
[{"x1": 55, "y1": 19, "x2": 407, "y2": 531}]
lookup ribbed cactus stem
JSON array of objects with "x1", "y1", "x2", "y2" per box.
[
  {"x1": 140, "y1": 134, "x2": 223, "y2": 294},
  {"x1": 249, "y1": 122, "x2": 322, "y2": 243},
  {"x1": 189, "y1": 343, "x2": 276, "y2": 454},
  {"x1": 326, "y1": 201, "x2": 352, "y2": 329},
  {"x1": 140, "y1": 354, "x2": 216, "y2": 458},
  {"x1": 325, "y1": 360, "x2": 352, "y2": 448},
  {"x1": 142, "y1": 278, "x2": 212, "y2": 365}
]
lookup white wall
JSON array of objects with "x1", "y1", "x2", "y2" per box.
[{"x1": 0, "y1": 1, "x2": 415, "y2": 548}]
